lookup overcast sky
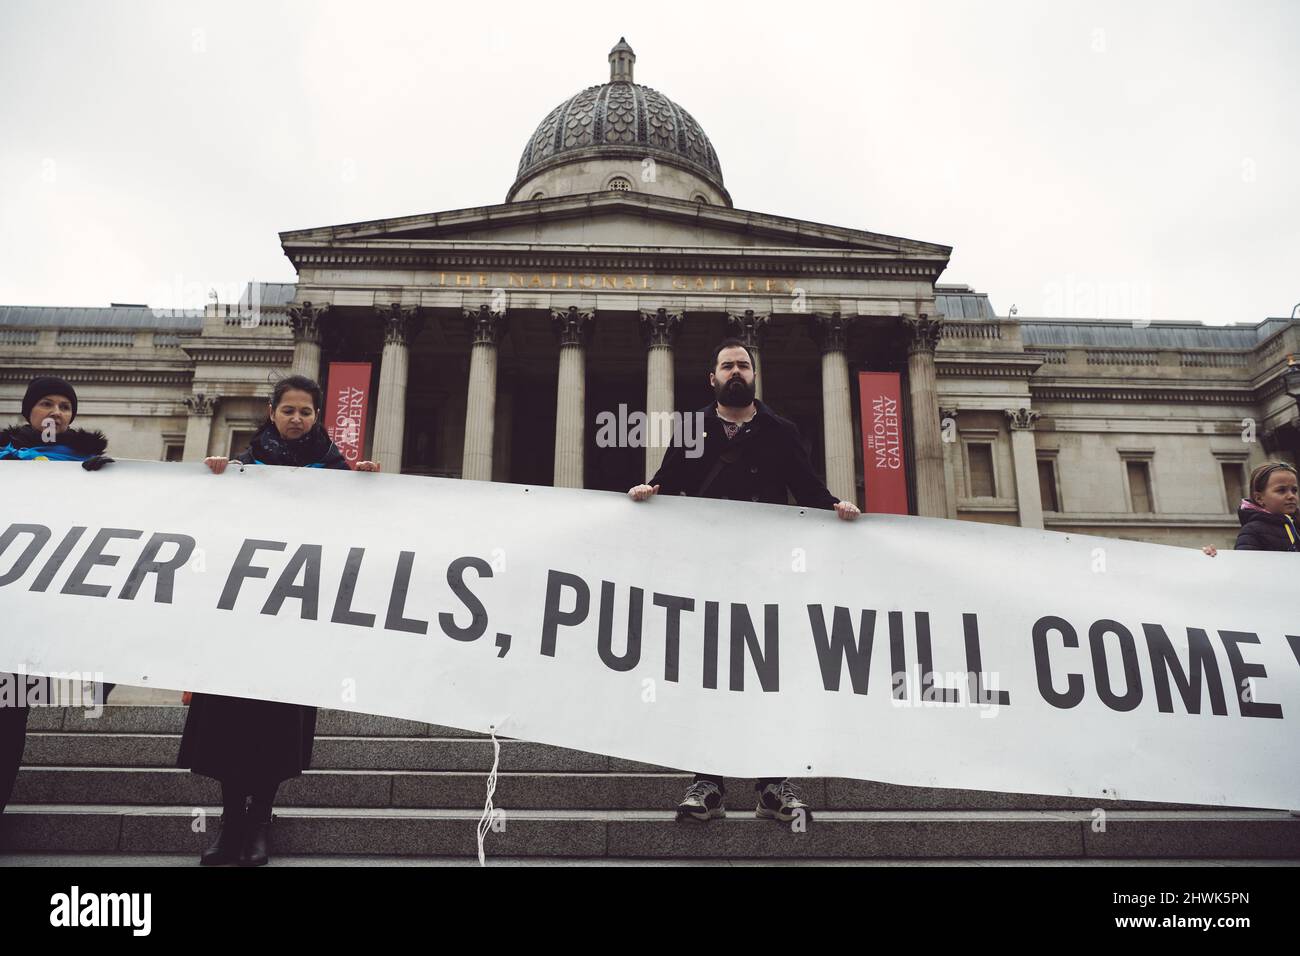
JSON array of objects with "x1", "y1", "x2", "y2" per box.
[{"x1": 1, "y1": 0, "x2": 1296, "y2": 323}]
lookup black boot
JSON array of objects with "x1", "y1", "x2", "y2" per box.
[
  {"x1": 200, "y1": 808, "x2": 246, "y2": 866},
  {"x1": 239, "y1": 810, "x2": 272, "y2": 867}
]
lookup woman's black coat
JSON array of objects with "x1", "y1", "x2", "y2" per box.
[
  {"x1": 177, "y1": 422, "x2": 350, "y2": 789},
  {"x1": 1234, "y1": 501, "x2": 1299, "y2": 552}
]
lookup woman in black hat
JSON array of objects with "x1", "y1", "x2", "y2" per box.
[
  {"x1": 0, "y1": 376, "x2": 113, "y2": 815},
  {"x1": 177, "y1": 374, "x2": 379, "y2": 866}
]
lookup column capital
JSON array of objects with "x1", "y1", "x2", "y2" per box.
[
  {"x1": 184, "y1": 392, "x2": 216, "y2": 417},
  {"x1": 551, "y1": 307, "x2": 593, "y2": 348},
  {"x1": 287, "y1": 301, "x2": 330, "y2": 345},
  {"x1": 375, "y1": 304, "x2": 423, "y2": 347},
  {"x1": 807, "y1": 311, "x2": 854, "y2": 353},
  {"x1": 639, "y1": 308, "x2": 683, "y2": 349},
  {"x1": 904, "y1": 314, "x2": 944, "y2": 355},
  {"x1": 939, "y1": 406, "x2": 959, "y2": 424},
  {"x1": 464, "y1": 305, "x2": 507, "y2": 346},
  {"x1": 1005, "y1": 407, "x2": 1042, "y2": 431},
  {"x1": 726, "y1": 310, "x2": 771, "y2": 349}
]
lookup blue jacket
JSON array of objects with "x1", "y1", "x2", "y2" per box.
[{"x1": 0, "y1": 424, "x2": 107, "y2": 462}]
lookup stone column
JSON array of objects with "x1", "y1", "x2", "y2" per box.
[
  {"x1": 182, "y1": 393, "x2": 216, "y2": 462},
  {"x1": 905, "y1": 314, "x2": 947, "y2": 517},
  {"x1": 287, "y1": 301, "x2": 329, "y2": 381},
  {"x1": 372, "y1": 304, "x2": 422, "y2": 475},
  {"x1": 727, "y1": 310, "x2": 771, "y2": 399},
  {"x1": 640, "y1": 308, "x2": 683, "y2": 480},
  {"x1": 461, "y1": 305, "x2": 506, "y2": 482},
  {"x1": 808, "y1": 312, "x2": 857, "y2": 503},
  {"x1": 1005, "y1": 407, "x2": 1045, "y2": 529},
  {"x1": 552, "y1": 307, "x2": 592, "y2": 488}
]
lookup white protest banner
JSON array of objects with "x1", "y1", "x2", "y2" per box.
[{"x1": 0, "y1": 460, "x2": 1296, "y2": 809}]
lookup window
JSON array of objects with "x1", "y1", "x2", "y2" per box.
[
  {"x1": 967, "y1": 443, "x2": 996, "y2": 497},
  {"x1": 1126, "y1": 460, "x2": 1153, "y2": 513},
  {"x1": 1221, "y1": 461, "x2": 1245, "y2": 511},
  {"x1": 161, "y1": 432, "x2": 185, "y2": 462},
  {"x1": 1038, "y1": 459, "x2": 1059, "y2": 512},
  {"x1": 607, "y1": 176, "x2": 632, "y2": 192}
]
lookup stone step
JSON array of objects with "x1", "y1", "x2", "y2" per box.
[
  {"x1": 27, "y1": 705, "x2": 483, "y2": 739},
  {"x1": 22, "y1": 732, "x2": 612, "y2": 772},
  {"x1": 5, "y1": 853, "x2": 1294, "y2": 868},
  {"x1": 8, "y1": 766, "x2": 1224, "y2": 812},
  {"x1": 2, "y1": 805, "x2": 1294, "y2": 859}
]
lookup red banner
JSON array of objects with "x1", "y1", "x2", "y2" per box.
[
  {"x1": 858, "y1": 372, "x2": 909, "y2": 514},
  {"x1": 324, "y1": 362, "x2": 371, "y2": 468}
]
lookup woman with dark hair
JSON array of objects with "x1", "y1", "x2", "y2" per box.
[
  {"x1": 177, "y1": 374, "x2": 379, "y2": 866},
  {"x1": 1, "y1": 376, "x2": 113, "y2": 815}
]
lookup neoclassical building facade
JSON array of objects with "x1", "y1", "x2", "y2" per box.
[{"x1": 3, "y1": 40, "x2": 1296, "y2": 550}]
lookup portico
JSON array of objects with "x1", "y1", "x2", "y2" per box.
[{"x1": 279, "y1": 194, "x2": 951, "y2": 511}]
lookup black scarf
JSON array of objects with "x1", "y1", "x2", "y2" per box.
[
  {"x1": 241, "y1": 421, "x2": 348, "y2": 469},
  {"x1": 0, "y1": 423, "x2": 108, "y2": 456}
]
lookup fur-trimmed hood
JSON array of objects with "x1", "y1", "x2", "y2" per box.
[{"x1": 0, "y1": 423, "x2": 108, "y2": 457}]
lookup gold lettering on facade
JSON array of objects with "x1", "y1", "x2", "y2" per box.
[{"x1": 430, "y1": 272, "x2": 797, "y2": 292}]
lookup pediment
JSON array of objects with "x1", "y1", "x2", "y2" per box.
[{"x1": 280, "y1": 193, "x2": 950, "y2": 261}]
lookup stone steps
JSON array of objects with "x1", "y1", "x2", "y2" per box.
[
  {"x1": 8, "y1": 766, "x2": 1225, "y2": 812},
  {"x1": 4, "y1": 805, "x2": 1296, "y2": 859},
  {"x1": 5, "y1": 706, "x2": 1295, "y2": 861}
]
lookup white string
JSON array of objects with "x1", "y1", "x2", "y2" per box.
[{"x1": 476, "y1": 727, "x2": 501, "y2": 867}]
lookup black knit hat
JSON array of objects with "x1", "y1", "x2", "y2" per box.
[{"x1": 22, "y1": 376, "x2": 78, "y2": 423}]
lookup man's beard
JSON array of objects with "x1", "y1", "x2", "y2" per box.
[{"x1": 714, "y1": 375, "x2": 755, "y2": 408}]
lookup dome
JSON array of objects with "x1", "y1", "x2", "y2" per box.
[{"x1": 507, "y1": 39, "x2": 731, "y2": 206}]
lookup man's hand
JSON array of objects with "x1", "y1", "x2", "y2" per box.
[
  {"x1": 628, "y1": 483, "x2": 660, "y2": 502},
  {"x1": 834, "y1": 500, "x2": 861, "y2": 521},
  {"x1": 81, "y1": 455, "x2": 114, "y2": 471},
  {"x1": 1201, "y1": 545, "x2": 1217, "y2": 557},
  {"x1": 204, "y1": 456, "x2": 232, "y2": 474},
  {"x1": 355, "y1": 460, "x2": 381, "y2": 472}
]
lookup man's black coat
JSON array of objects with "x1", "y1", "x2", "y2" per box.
[{"x1": 648, "y1": 400, "x2": 839, "y2": 509}]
